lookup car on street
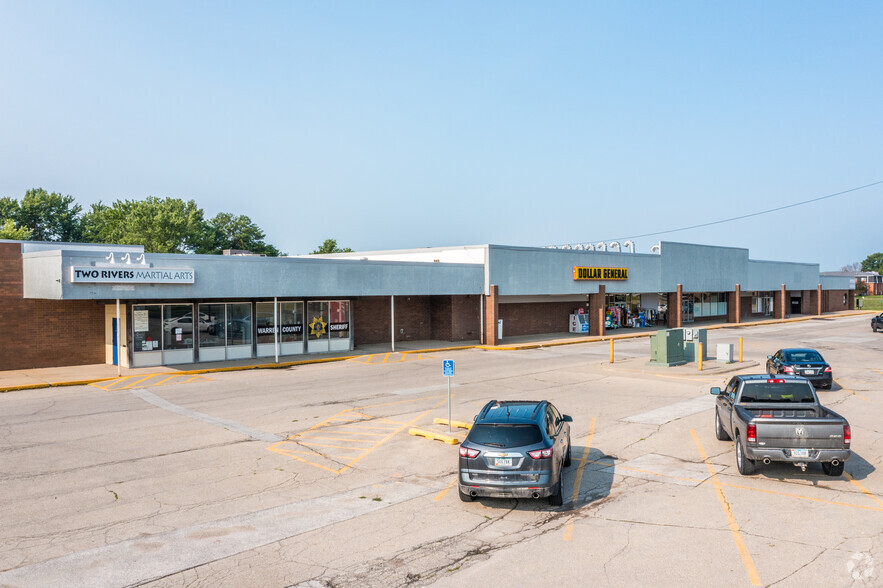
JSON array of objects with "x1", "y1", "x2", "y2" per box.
[
  {"x1": 458, "y1": 399, "x2": 572, "y2": 506},
  {"x1": 872, "y1": 313, "x2": 883, "y2": 332},
  {"x1": 766, "y1": 348, "x2": 832, "y2": 389},
  {"x1": 712, "y1": 375, "x2": 850, "y2": 476}
]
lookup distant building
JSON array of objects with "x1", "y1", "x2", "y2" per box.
[{"x1": 820, "y1": 271, "x2": 882, "y2": 295}]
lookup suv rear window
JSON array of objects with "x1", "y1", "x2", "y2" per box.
[
  {"x1": 467, "y1": 424, "x2": 544, "y2": 448},
  {"x1": 740, "y1": 382, "x2": 816, "y2": 403}
]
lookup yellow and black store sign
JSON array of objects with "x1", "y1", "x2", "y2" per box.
[{"x1": 572, "y1": 266, "x2": 629, "y2": 280}]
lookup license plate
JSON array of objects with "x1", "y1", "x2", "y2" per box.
[
  {"x1": 494, "y1": 458, "x2": 512, "y2": 467},
  {"x1": 791, "y1": 449, "x2": 809, "y2": 458},
  {"x1": 804, "y1": 369, "x2": 815, "y2": 376}
]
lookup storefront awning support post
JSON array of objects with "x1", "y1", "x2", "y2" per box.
[
  {"x1": 274, "y1": 296, "x2": 279, "y2": 363},
  {"x1": 116, "y1": 299, "x2": 121, "y2": 377},
  {"x1": 391, "y1": 295, "x2": 395, "y2": 352}
]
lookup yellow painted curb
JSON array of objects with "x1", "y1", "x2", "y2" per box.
[
  {"x1": 433, "y1": 418, "x2": 472, "y2": 430},
  {"x1": 409, "y1": 428, "x2": 459, "y2": 444}
]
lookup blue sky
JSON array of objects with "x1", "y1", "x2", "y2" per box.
[{"x1": 1, "y1": 2, "x2": 880, "y2": 269}]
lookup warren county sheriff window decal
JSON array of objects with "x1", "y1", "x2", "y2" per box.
[{"x1": 572, "y1": 266, "x2": 629, "y2": 280}]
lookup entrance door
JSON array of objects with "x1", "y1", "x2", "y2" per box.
[{"x1": 790, "y1": 297, "x2": 801, "y2": 315}]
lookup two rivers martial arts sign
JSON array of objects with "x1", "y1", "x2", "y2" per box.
[{"x1": 71, "y1": 267, "x2": 195, "y2": 284}]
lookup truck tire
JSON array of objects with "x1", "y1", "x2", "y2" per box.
[
  {"x1": 458, "y1": 488, "x2": 474, "y2": 502},
  {"x1": 736, "y1": 436, "x2": 756, "y2": 475},
  {"x1": 715, "y1": 411, "x2": 731, "y2": 441},
  {"x1": 563, "y1": 436, "x2": 572, "y2": 467},
  {"x1": 822, "y1": 462, "x2": 844, "y2": 477}
]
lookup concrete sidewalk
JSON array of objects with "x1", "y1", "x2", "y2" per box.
[{"x1": 0, "y1": 310, "x2": 872, "y2": 393}]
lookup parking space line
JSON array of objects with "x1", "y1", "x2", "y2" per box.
[
  {"x1": 154, "y1": 375, "x2": 180, "y2": 386},
  {"x1": 564, "y1": 417, "x2": 595, "y2": 541},
  {"x1": 691, "y1": 430, "x2": 761, "y2": 586},
  {"x1": 844, "y1": 472, "x2": 883, "y2": 509},
  {"x1": 434, "y1": 477, "x2": 458, "y2": 502},
  {"x1": 119, "y1": 375, "x2": 161, "y2": 389},
  {"x1": 269, "y1": 396, "x2": 449, "y2": 473}
]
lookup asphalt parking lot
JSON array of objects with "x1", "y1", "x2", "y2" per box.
[{"x1": 0, "y1": 315, "x2": 880, "y2": 587}]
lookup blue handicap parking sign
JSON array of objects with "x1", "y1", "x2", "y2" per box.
[{"x1": 443, "y1": 360, "x2": 454, "y2": 377}]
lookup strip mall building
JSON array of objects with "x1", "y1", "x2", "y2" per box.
[{"x1": 0, "y1": 239, "x2": 854, "y2": 371}]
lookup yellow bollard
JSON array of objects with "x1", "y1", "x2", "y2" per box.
[
  {"x1": 698, "y1": 342, "x2": 703, "y2": 371},
  {"x1": 609, "y1": 339, "x2": 614, "y2": 363},
  {"x1": 739, "y1": 337, "x2": 743, "y2": 362}
]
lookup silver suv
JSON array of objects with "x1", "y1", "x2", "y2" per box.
[{"x1": 458, "y1": 400, "x2": 572, "y2": 506}]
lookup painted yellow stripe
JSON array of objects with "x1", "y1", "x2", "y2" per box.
[
  {"x1": 434, "y1": 477, "x2": 459, "y2": 502},
  {"x1": 119, "y1": 375, "x2": 158, "y2": 390},
  {"x1": 339, "y1": 397, "x2": 450, "y2": 473},
  {"x1": 300, "y1": 442, "x2": 374, "y2": 451},
  {"x1": 564, "y1": 417, "x2": 596, "y2": 541},
  {"x1": 691, "y1": 429, "x2": 761, "y2": 586},
  {"x1": 844, "y1": 471, "x2": 883, "y2": 509},
  {"x1": 154, "y1": 375, "x2": 180, "y2": 386},
  {"x1": 298, "y1": 437, "x2": 375, "y2": 445}
]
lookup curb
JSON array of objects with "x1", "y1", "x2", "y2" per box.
[{"x1": 408, "y1": 428, "x2": 460, "y2": 444}]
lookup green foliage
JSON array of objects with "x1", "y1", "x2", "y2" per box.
[
  {"x1": 311, "y1": 238, "x2": 353, "y2": 254},
  {"x1": 0, "y1": 196, "x2": 19, "y2": 221},
  {"x1": 81, "y1": 197, "x2": 206, "y2": 253},
  {"x1": 857, "y1": 295, "x2": 883, "y2": 310},
  {"x1": 861, "y1": 252, "x2": 883, "y2": 274},
  {"x1": 195, "y1": 212, "x2": 283, "y2": 256},
  {"x1": 0, "y1": 219, "x2": 32, "y2": 240},
  {"x1": 17, "y1": 188, "x2": 83, "y2": 241}
]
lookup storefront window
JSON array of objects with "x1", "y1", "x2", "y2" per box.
[
  {"x1": 226, "y1": 303, "x2": 252, "y2": 346},
  {"x1": 199, "y1": 304, "x2": 227, "y2": 348},
  {"x1": 133, "y1": 305, "x2": 162, "y2": 352},
  {"x1": 280, "y1": 302, "x2": 303, "y2": 343},
  {"x1": 330, "y1": 301, "x2": 350, "y2": 339},
  {"x1": 255, "y1": 301, "x2": 305, "y2": 345},
  {"x1": 307, "y1": 301, "x2": 328, "y2": 340},
  {"x1": 163, "y1": 304, "x2": 194, "y2": 350},
  {"x1": 256, "y1": 302, "x2": 276, "y2": 344}
]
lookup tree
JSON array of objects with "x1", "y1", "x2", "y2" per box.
[
  {"x1": 861, "y1": 253, "x2": 883, "y2": 274},
  {"x1": 81, "y1": 197, "x2": 206, "y2": 253},
  {"x1": 311, "y1": 238, "x2": 353, "y2": 254},
  {"x1": 0, "y1": 196, "x2": 19, "y2": 222},
  {"x1": 840, "y1": 262, "x2": 862, "y2": 272},
  {"x1": 16, "y1": 188, "x2": 83, "y2": 241},
  {"x1": 0, "y1": 219, "x2": 32, "y2": 240},
  {"x1": 194, "y1": 212, "x2": 283, "y2": 256}
]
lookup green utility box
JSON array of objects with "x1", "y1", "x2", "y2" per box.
[
  {"x1": 683, "y1": 328, "x2": 708, "y2": 362},
  {"x1": 648, "y1": 329, "x2": 686, "y2": 366}
]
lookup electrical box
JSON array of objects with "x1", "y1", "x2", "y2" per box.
[
  {"x1": 649, "y1": 329, "x2": 686, "y2": 366},
  {"x1": 717, "y1": 343, "x2": 734, "y2": 363},
  {"x1": 683, "y1": 328, "x2": 708, "y2": 361}
]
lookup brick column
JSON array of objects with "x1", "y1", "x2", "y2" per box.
[
  {"x1": 667, "y1": 284, "x2": 683, "y2": 328},
  {"x1": 484, "y1": 285, "x2": 499, "y2": 345},
  {"x1": 777, "y1": 284, "x2": 787, "y2": 319},
  {"x1": 589, "y1": 285, "x2": 606, "y2": 336},
  {"x1": 848, "y1": 290, "x2": 856, "y2": 310},
  {"x1": 728, "y1": 284, "x2": 742, "y2": 323},
  {"x1": 815, "y1": 284, "x2": 823, "y2": 315}
]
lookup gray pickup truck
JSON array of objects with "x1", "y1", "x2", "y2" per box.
[{"x1": 711, "y1": 374, "x2": 851, "y2": 476}]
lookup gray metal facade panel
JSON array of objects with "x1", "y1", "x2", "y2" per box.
[
  {"x1": 487, "y1": 246, "x2": 664, "y2": 296},
  {"x1": 21, "y1": 252, "x2": 64, "y2": 299},
  {"x1": 659, "y1": 242, "x2": 749, "y2": 292},
  {"x1": 24, "y1": 250, "x2": 484, "y2": 300},
  {"x1": 744, "y1": 260, "x2": 820, "y2": 291}
]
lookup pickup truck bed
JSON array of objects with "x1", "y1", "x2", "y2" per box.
[{"x1": 712, "y1": 375, "x2": 851, "y2": 476}]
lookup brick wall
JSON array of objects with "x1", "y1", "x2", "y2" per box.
[
  {"x1": 0, "y1": 243, "x2": 105, "y2": 369},
  {"x1": 352, "y1": 296, "x2": 434, "y2": 346},
  {"x1": 498, "y1": 301, "x2": 576, "y2": 337}
]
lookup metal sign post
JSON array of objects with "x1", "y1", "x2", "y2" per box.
[{"x1": 443, "y1": 360, "x2": 454, "y2": 433}]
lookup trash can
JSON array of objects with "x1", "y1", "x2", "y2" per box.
[{"x1": 497, "y1": 319, "x2": 503, "y2": 339}]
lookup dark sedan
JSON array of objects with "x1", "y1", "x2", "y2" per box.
[
  {"x1": 873, "y1": 313, "x2": 883, "y2": 332},
  {"x1": 766, "y1": 348, "x2": 832, "y2": 389}
]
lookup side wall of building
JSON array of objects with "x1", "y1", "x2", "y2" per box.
[{"x1": 0, "y1": 243, "x2": 105, "y2": 369}]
